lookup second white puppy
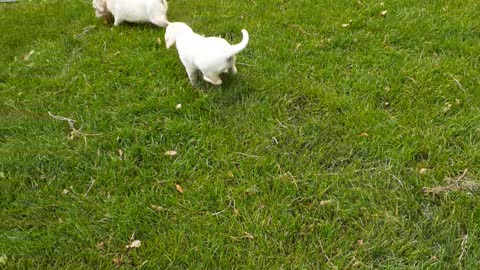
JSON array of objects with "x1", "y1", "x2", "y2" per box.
[
  {"x1": 92, "y1": 0, "x2": 169, "y2": 27},
  {"x1": 165, "y1": 22, "x2": 249, "y2": 85}
]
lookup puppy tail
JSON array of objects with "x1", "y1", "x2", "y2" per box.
[{"x1": 227, "y1": 29, "x2": 249, "y2": 57}]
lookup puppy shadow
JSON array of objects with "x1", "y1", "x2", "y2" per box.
[
  {"x1": 201, "y1": 74, "x2": 255, "y2": 107},
  {"x1": 100, "y1": 17, "x2": 164, "y2": 31}
]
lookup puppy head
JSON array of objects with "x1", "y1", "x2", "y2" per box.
[
  {"x1": 92, "y1": 0, "x2": 109, "y2": 18},
  {"x1": 165, "y1": 22, "x2": 193, "y2": 49}
]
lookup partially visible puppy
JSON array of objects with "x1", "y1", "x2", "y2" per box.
[
  {"x1": 92, "y1": 0, "x2": 168, "y2": 27},
  {"x1": 165, "y1": 22, "x2": 249, "y2": 85}
]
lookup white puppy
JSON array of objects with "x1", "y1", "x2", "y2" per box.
[
  {"x1": 92, "y1": 0, "x2": 168, "y2": 27},
  {"x1": 165, "y1": 22, "x2": 249, "y2": 85}
]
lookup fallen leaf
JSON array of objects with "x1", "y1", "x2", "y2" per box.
[
  {"x1": 342, "y1": 20, "x2": 353, "y2": 28},
  {"x1": 380, "y1": 10, "x2": 388, "y2": 17},
  {"x1": 165, "y1": 150, "x2": 177, "y2": 156},
  {"x1": 0, "y1": 255, "x2": 6, "y2": 265},
  {"x1": 62, "y1": 189, "x2": 70, "y2": 195},
  {"x1": 359, "y1": 132, "x2": 369, "y2": 137},
  {"x1": 246, "y1": 185, "x2": 260, "y2": 194},
  {"x1": 113, "y1": 255, "x2": 123, "y2": 266},
  {"x1": 431, "y1": 255, "x2": 438, "y2": 261},
  {"x1": 125, "y1": 239, "x2": 141, "y2": 249},
  {"x1": 357, "y1": 239, "x2": 364, "y2": 246},
  {"x1": 443, "y1": 103, "x2": 452, "y2": 112},
  {"x1": 175, "y1": 184, "x2": 184, "y2": 194},
  {"x1": 295, "y1": 43, "x2": 302, "y2": 50},
  {"x1": 455, "y1": 99, "x2": 462, "y2": 105},
  {"x1": 150, "y1": 204, "x2": 164, "y2": 211},
  {"x1": 320, "y1": 200, "x2": 333, "y2": 206},
  {"x1": 58, "y1": 217, "x2": 63, "y2": 223},
  {"x1": 96, "y1": 242, "x2": 105, "y2": 250},
  {"x1": 175, "y1": 103, "x2": 182, "y2": 110},
  {"x1": 23, "y1": 50, "x2": 35, "y2": 61}
]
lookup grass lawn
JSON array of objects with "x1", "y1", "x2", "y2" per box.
[{"x1": 1, "y1": 0, "x2": 480, "y2": 268}]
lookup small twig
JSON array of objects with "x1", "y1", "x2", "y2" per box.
[
  {"x1": 74, "y1": 25, "x2": 96, "y2": 39},
  {"x1": 84, "y1": 178, "x2": 96, "y2": 197},
  {"x1": 48, "y1": 111, "x2": 76, "y2": 130},
  {"x1": 229, "y1": 231, "x2": 254, "y2": 240},
  {"x1": 212, "y1": 209, "x2": 228, "y2": 216},
  {"x1": 48, "y1": 111, "x2": 100, "y2": 140},
  {"x1": 458, "y1": 234, "x2": 468, "y2": 264},
  {"x1": 235, "y1": 152, "x2": 260, "y2": 159},
  {"x1": 237, "y1": 62, "x2": 254, "y2": 67},
  {"x1": 449, "y1": 74, "x2": 466, "y2": 92},
  {"x1": 319, "y1": 241, "x2": 337, "y2": 270},
  {"x1": 289, "y1": 24, "x2": 315, "y2": 36}
]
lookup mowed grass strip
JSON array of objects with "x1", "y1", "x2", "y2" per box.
[{"x1": 1, "y1": 0, "x2": 479, "y2": 268}]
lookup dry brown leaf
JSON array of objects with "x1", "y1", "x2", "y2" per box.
[
  {"x1": 423, "y1": 169, "x2": 480, "y2": 196},
  {"x1": 113, "y1": 255, "x2": 123, "y2": 266},
  {"x1": 125, "y1": 240, "x2": 141, "y2": 249},
  {"x1": 175, "y1": 184, "x2": 184, "y2": 194},
  {"x1": 357, "y1": 239, "x2": 364, "y2": 246},
  {"x1": 359, "y1": 132, "x2": 369, "y2": 137},
  {"x1": 443, "y1": 103, "x2": 452, "y2": 112},
  {"x1": 165, "y1": 150, "x2": 177, "y2": 156},
  {"x1": 150, "y1": 204, "x2": 164, "y2": 211},
  {"x1": 0, "y1": 254, "x2": 6, "y2": 265},
  {"x1": 320, "y1": 200, "x2": 333, "y2": 206},
  {"x1": 96, "y1": 242, "x2": 105, "y2": 250}
]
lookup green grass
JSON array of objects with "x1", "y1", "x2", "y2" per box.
[{"x1": 1, "y1": 0, "x2": 480, "y2": 268}]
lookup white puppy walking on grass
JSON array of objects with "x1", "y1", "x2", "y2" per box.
[
  {"x1": 165, "y1": 22, "x2": 249, "y2": 86},
  {"x1": 92, "y1": 0, "x2": 169, "y2": 27}
]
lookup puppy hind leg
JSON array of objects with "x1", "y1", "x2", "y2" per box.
[
  {"x1": 186, "y1": 68, "x2": 199, "y2": 86},
  {"x1": 227, "y1": 56, "x2": 237, "y2": 75},
  {"x1": 228, "y1": 65, "x2": 237, "y2": 75},
  {"x1": 113, "y1": 17, "x2": 123, "y2": 26}
]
